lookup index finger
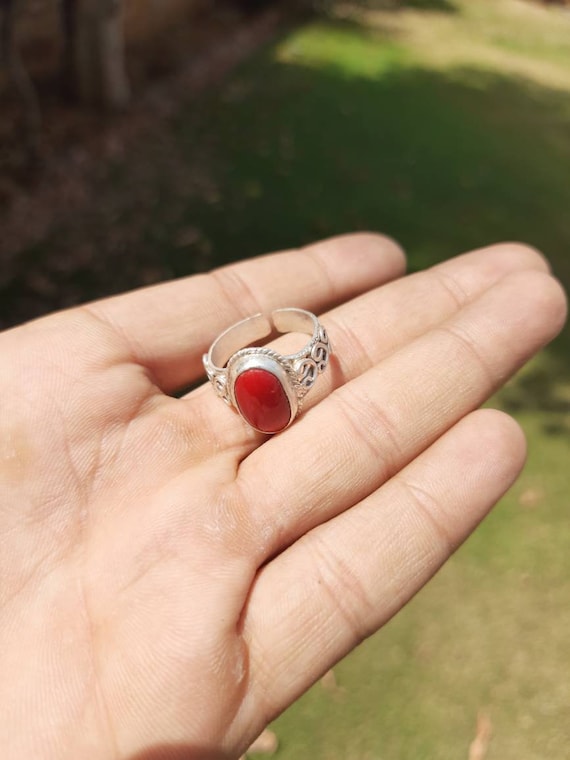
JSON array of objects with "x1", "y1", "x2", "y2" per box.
[{"x1": 86, "y1": 233, "x2": 406, "y2": 391}]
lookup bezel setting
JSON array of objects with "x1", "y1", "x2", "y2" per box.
[
  {"x1": 203, "y1": 308, "x2": 331, "y2": 434},
  {"x1": 227, "y1": 349, "x2": 299, "y2": 433}
]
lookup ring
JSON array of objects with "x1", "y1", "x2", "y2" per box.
[{"x1": 203, "y1": 308, "x2": 332, "y2": 434}]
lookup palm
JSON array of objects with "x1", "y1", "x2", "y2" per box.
[
  {"x1": 0, "y1": 234, "x2": 565, "y2": 760},
  {"x1": 1, "y1": 311, "x2": 255, "y2": 759}
]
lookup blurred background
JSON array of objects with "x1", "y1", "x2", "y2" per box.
[{"x1": 1, "y1": 0, "x2": 569, "y2": 757}]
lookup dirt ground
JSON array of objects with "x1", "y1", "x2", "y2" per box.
[{"x1": 0, "y1": 3, "x2": 288, "y2": 328}]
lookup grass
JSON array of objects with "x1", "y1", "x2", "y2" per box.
[{"x1": 4, "y1": 0, "x2": 570, "y2": 757}]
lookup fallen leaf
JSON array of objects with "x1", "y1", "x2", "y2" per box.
[
  {"x1": 320, "y1": 668, "x2": 346, "y2": 699},
  {"x1": 246, "y1": 728, "x2": 278, "y2": 756},
  {"x1": 519, "y1": 487, "x2": 545, "y2": 508},
  {"x1": 321, "y1": 668, "x2": 339, "y2": 691},
  {"x1": 468, "y1": 710, "x2": 492, "y2": 760}
]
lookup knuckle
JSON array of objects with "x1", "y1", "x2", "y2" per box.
[
  {"x1": 333, "y1": 389, "x2": 401, "y2": 479},
  {"x1": 210, "y1": 264, "x2": 261, "y2": 319},
  {"x1": 429, "y1": 268, "x2": 470, "y2": 310},
  {"x1": 398, "y1": 477, "x2": 455, "y2": 554},
  {"x1": 307, "y1": 532, "x2": 376, "y2": 643},
  {"x1": 435, "y1": 322, "x2": 495, "y2": 389},
  {"x1": 326, "y1": 313, "x2": 375, "y2": 372}
]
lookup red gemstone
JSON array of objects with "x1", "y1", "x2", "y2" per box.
[{"x1": 234, "y1": 368, "x2": 291, "y2": 434}]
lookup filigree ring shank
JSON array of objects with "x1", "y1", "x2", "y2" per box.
[{"x1": 203, "y1": 308, "x2": 331, "y2": 434}]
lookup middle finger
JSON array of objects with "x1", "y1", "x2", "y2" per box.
[{"x1": 237, "y1": 266, "x2": 564, "y2": 563}]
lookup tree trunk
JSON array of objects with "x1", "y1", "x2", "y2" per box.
[
  {"x1": 64, "y1": 0, "x2": 130, "y2": 110},
  {"x1": 60, "y1": 0, "x2": 77, "y2": 100},
  {"x1": 0, "y1": 0, "x2": 42, "y2": 165}
]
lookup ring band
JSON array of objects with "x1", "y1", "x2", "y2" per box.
[{"x1": 203, "y1": 308, "x2": 332, "y2": 434}]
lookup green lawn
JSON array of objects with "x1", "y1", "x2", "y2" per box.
[{"x1": 6, "y1": 0, "x2": 570, "y2": 757}]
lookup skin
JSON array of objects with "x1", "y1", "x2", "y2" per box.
[{"x1": 0, "y1": 233, "x2": 566, "y2": 760}]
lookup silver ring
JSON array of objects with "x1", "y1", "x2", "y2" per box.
[{"x1": 203, "y1": 308, "x2": 332, "y2": 434}]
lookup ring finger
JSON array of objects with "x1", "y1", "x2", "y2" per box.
[{"x1": 183, "y1": 242, "x2": 550, "y2": 458}]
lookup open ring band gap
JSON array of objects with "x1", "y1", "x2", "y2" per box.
[{"x1": 203, "y1": 308, "x2": 332, "y2": 434}]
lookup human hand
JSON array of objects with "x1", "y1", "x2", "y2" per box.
[{"x1": 0, "y1": 234, "x2": 566, "y2": 760}]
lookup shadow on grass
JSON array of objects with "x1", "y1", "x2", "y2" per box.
[
  {"x1": 347, "y1": 0, "x2": 458, "y2": 10},
  {"x1": 403, "y1": 0, "x2": 457, "y2": 8},
  {"x1": 498, "y1": 361, "x2": 570, "y2": 436},
  {"x1": 1, "y1": 27, "x2": 568, "y2": 430}
]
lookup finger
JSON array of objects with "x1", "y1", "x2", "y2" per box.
[
  {"x1": 281, "y1": 241, "x2": 553, "y2": 412},
  {"x1": 182, "y1": 242, "x2": 551, "y2": 456},
  {"x1": 85, "y1": 233, "x2": 406, "y2": 391},
  {"x1": 238, "y1": 269, "x2": 566, "y2": 560},
  {"x1": 241, "y1": 409, "x2": 527, "y2": 721}
]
